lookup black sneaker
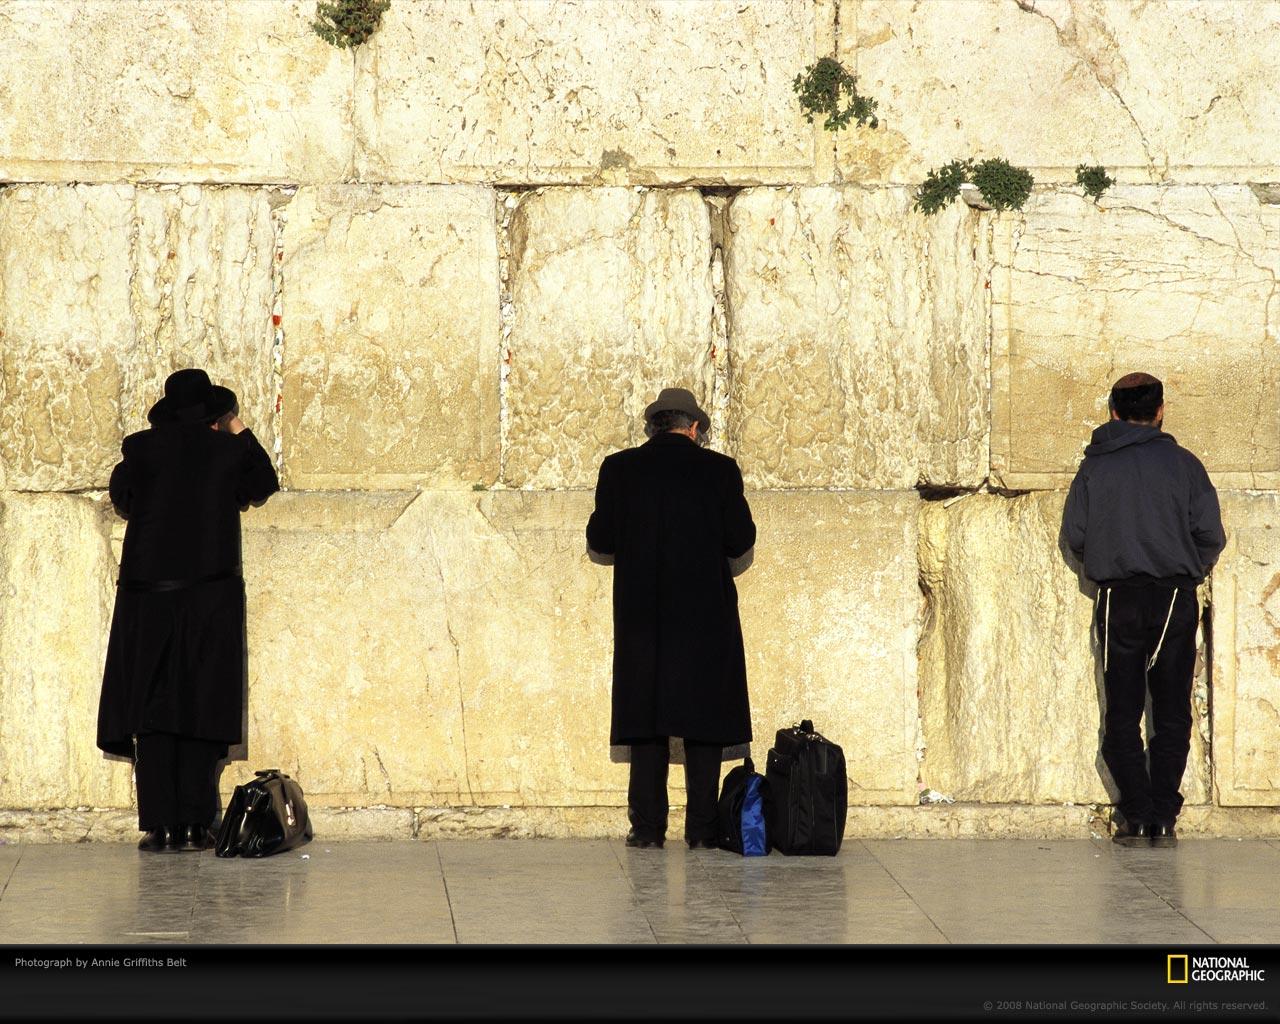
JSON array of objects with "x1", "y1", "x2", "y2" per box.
[
  {"x1": 1112, "y1": 821, "x2": 1150, "y2": 846},
  {"x1": 624, "y1": 829, "x2": 664, "y2": 849},
  {"x1": 1150, "y1": 823, "x2": 1178, "y2": 848}
]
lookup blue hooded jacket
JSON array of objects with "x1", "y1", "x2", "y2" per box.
[{"x1": 1061, "y1": 420, "x2": 1226, "y2": 588}]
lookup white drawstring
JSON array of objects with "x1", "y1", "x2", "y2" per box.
[
  {"x1": 1102, "y1": 588, "x2": 1112, "y2": 673},
  {"x1": 1148, "y1": 590, "x2": 1179, "y2": 670}
]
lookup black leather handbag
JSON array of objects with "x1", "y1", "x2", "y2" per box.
[{"x1": 214, "y1": 769, "x2": 313, "y2": 858}]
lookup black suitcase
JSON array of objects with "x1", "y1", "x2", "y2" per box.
[
  {"x1": 765, "y1": 720, "x2": 847, "y2": 855},
  {"x1": 215, "y1": 769, "x2": 313, "y2": 858}
]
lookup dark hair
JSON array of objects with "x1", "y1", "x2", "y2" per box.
[
  {"x1": 645, "y1": 409, "x2": 696, "y2": 437},
  {"x1": 1110, "y1": 376, "x2": 1163, "y2": 423}
]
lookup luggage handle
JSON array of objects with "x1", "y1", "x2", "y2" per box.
[{"x1": 796, "y1": 719, "x2": 814, "y2": 734}]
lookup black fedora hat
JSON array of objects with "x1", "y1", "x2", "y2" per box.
[
  {"x1": 643, "y1": 387, "x2": 710, "y2": 433},
  {"x1": 147, "y1": 368, "x2": 237, "y2": 425}
]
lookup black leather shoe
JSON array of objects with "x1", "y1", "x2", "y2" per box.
[
  {"x1": 137, "y1": 827, "x2": 180, "y2": 853},
  {"x1": 176, "y1": 824, "x2": 213, "y2": 852},
  {"x1": 1112, "y1": 821, "x2": 1150, "y2": 846},
  {"x1": 1150, "y1": 823, "x2": 1178, "y2": 848},
  {"x1": 686, "y1": 837, "x2": 720, "y2": 850},
  {"x1": 625, "y1": 829, "x2": 664, "y2": 849}
]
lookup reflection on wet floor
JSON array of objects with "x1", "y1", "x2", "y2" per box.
[{"x1": 0, "y1": 838, "x2": 1277, "y2": 944}]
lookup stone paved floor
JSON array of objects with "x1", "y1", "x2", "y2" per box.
[{"x1": 1, "y1": 838, "x2": 1278, "y2": 944}]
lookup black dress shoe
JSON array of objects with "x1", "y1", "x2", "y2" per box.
[
  {"x1": 686, "y1": 837, "x2": 720, "y2": 850},
  {"x1": 625, "y1": 829, "x2": 664, "y2": 849},
  {"x1": 137, "y1": 827, "x2": 180, "y2": 853},
  {"x1": 176, "y1": 824, "x2": 213, "y2": 852},
  {"x1": 1150, "y1": 823, "x2": 1178, "y2": 848},
  {"x1": 1112, "y1": 821, "x2": 1150, "y2": 846}
]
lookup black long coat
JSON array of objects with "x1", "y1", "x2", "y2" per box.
[
  {"x1": 586, "y1": 432, "x2": 756, "y2": 746},
  {"x1": 97, "y1": 423, "x2": 279, "y2": 757}
]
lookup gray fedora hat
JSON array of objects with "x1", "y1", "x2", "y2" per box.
[{"x1": 643, "y1": 387, "x2": 710, "y2": 432}]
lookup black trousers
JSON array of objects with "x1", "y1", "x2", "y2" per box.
[
  {"x1": 628, "y1": 738, "x2": 722, "y2": 842},
  {"x1": 134, "y1": 732, "x2": 224, "y2": 831},
  {"x1": 1096, "y1": 585, "x2": 1199, "y2": 827}
]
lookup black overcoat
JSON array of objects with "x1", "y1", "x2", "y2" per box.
[
  {"x1": 97, "y1": 423, "x2": 279, "y2": 757},
  {"x1": 586, "y1": 432, "x2": 756, "y2": 746}
]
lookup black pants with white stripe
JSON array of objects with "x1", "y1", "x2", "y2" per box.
[{"x1": 1095, "y1": 585, "x2": 1199, "y2": 827}]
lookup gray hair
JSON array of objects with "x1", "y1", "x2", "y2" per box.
[{"x1": 644, "y1": 409, "x2": 698, "y2": 439}]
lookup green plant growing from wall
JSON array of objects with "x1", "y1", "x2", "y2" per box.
[
  {"x1": 311, "y1": 0, "x2": 391, "y2": 49},
  {"x1": 914, "y1": 157, "x2": 1035, "y2": 214},
  {"x1": 969, "y1": 158, "x2": 1034, "y2": 211},
  {"x1": 793, "y1": 57, "x2": 879, "y2": 131},
  {"x1": 1075, "y1": 164, "x2": 1115, "y2": 201},
  {"x1": 915, "y1": 159, "x2": 974, "y2": 216}
]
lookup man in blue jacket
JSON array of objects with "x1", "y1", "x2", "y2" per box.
[{"x1": 1063, "y1": 373, "x2": 1225, "y2": 847}]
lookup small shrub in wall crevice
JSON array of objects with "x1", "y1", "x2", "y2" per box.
[
  {"x1": 793, "y1": 57, "x2": 879, "y2": 131},
  {"x1": 311, "y1": 0, "x2": 391, "y2": 49},
  {"x1": 1076, "y1": 164, "x2": 1115, "y2": 201},
  {"x1": 915, "y1": 157, "x2": 1035, "y2": 215}
]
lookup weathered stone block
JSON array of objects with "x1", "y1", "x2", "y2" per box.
[
  {"x1": 281, "y1": 185, "x2": 500, "y2": 490},
  {"x1": 354, "y1": 0, "x2": 833, "y2": 185},
  {"x1": 0, "y1": 494, "x2": 125, "y2": 809},
  {"x1": 0, "y1": 0, "x2": 352, "y2": 183},
  {"x1": 0, "y1": 184, "x2": 280, "y2": 490},
  {"x1": 0, "y1": 185, "x2": 134, "y2": 490},
  {"x1": 1211, "y1": 493, "x2": 1280, "y2": 806},
  {"x1": 840, "y1": 0, "x2": 1280, "y2": 184},
  {"x1": 724, "y1": 187, "x2": 989, "y2": 489},
  {"x1": 990, "y1": 187, "x2": 1280, "y2": 489},
  {"x1": 919, "y1": 492, "x2": 1212, "y2": 805},
  {"x1": 738, "y1": 491, "x2": 922, "y2": 805},
  {"x1": 224, "y1": 491, "x2": 618, "y2": 805},
  {"x1": 504, "y1": 188, "x2": 714, "y2": 489}
]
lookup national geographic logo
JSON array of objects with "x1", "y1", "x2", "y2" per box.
[{"x1": 1168, "y1": 954, "x2": 1267, "y2": 984}]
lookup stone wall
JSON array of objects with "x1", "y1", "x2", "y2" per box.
[{"x1": 2, "y1": 0, "x2": 1278, "y2": 840}]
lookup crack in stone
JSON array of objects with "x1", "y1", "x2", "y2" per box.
[
  {"x1": 1013, "y1": 0, "x2": 1160, "y2": 179},
  {"x1": 424, "y1": 522, "x2": 475, "y2": 806}
]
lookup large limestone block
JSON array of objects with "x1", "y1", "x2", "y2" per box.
[
  {"x1": 840, "y1": 0, "x2": 1280, "y2": 184},
  {"x1": 504, "y1": 188, "x2": 714, "y2": 489},
  {"x1": 738, "y1": 491, "x2": 922, "y2": 805},
  {"x1": 0, "y1": 184, "x2": 280, "y2": 490},
  {"x1": 281, "y1": 185, "x2": 500, "y2": 490},
  {"x1": 0, "y1": 0, "x2": 351, "y2": 183},
  {"x1": 226, "y1": 490, "x2": 616, "y2": 806},
  {"x1": 1211, "y1": 493, "x2": 1280, "y2": 806},
  {"x1": 0, "y1": 494, "x2": 126, "y2": 809},
  {"x1": 354, "y1": 0, "x2": 833, "y2": 185},
  {"x1": 724, "y1": 187, "x2": 989, "y2": 489},
  {"x1": 919, "y1": 492, "x2": 1211, "y2": 805},
  {"x1": 991, "y1": 186, "x2": 1280, "y2": 490}
]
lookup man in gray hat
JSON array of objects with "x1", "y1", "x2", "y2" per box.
[{"x1": 586, "y1": 387, "x2": 756, "y2": 849}]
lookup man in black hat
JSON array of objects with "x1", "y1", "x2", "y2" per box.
[
  {"x1": 1063, "y1": 372, "x2": 1225, "y2": 848},
  {"x1": 586, "y1": 387, "x2": 756, "y2": 850},
  {"x1": 98, "y1": 369, "x2": 279, "y2": 853}
]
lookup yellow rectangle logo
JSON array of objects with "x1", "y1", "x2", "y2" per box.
[{"x1": 1168, "y1": 954, "x2": 1189, "y2": 984}]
